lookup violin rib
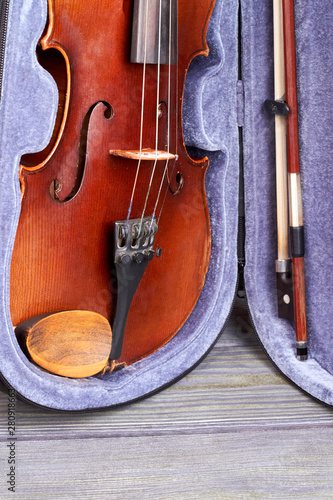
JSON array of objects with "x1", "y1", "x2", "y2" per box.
[{"x1": 10, "y1": 0, "x2": 215, "y2": 367}]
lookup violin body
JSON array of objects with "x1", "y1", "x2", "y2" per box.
[{"x1": 10, "y1": 0, "x2": 214, "y2": 366}]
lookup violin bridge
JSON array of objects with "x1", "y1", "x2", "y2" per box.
[
  {"x1": 109, "y1": 148, "x2": 178, "y2": 161},
  {"x1": 110, "y1": 217, "x2": 161, "y2": 361}
]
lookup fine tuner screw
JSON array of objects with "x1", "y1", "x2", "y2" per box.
[
  {"x1": 133, "y1": 252, "x2": 145, "y2": 264},
  {"x1": 119, "y1": 254, "x2": 131, "y2": 265},
  {"x1": 118, "y1": 247, "x2": 161, "y2": 264}
]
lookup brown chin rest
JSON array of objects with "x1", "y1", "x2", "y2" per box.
[{"x1": 15, "y1": 310, "x2": 112, "y2": 378}]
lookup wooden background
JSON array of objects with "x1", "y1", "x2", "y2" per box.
[{"x1": 0, "y1": 297, "x2": 332, "y2": 499}]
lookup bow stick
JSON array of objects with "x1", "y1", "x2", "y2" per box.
[
  {"x1": 272, "y1": 0, "x2": 293, "y2": 321},
  {"x1": 282, "y1": 0, "x2": 308, "y2": 360}
]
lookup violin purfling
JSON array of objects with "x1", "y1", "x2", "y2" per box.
[{"x1": 10, "y1": 0, "x2": 215, "y2": 375}]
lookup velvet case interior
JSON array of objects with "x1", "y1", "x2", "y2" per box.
[{"x1": 0, "y1": 0, "x2": 331, "y2": 410}]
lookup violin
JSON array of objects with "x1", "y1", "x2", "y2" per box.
[{"x1": 11, "y1": 0, "x2": 215, "y2": 376}]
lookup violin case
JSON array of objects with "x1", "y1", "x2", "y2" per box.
[{"x1": 0, "y1": 0, "x2": 332, "y2": 411}]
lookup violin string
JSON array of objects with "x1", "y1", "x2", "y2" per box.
[
  {"x1": 139, "y1": 0, "x2": 163, "y2": 234},
  {"x1": 156, "y1": 0, "x2": 179, "y2": 226},
  {"x1": 151, "y1": 0, "x2": 173, "y2": 230},
  {"x1": 125, "y1": 0, "x2": 150, "y2": 230}
]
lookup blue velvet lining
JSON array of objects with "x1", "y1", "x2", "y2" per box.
[
  {"x1": 0, "y1": 0, "x2": 238, "y2": 410},
  {"x1": 0, "y1": 0, "x2": 332, "y2": 410},
  {"x1": 241, "y1": 0, "x2": 333, "y2": 403}
]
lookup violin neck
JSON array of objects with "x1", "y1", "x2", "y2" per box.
[{"x1": 131, "y1": 0, "x2": 178, "y2": 65}]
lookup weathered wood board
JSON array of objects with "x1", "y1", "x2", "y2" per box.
[{"x1": 0, "y1": 299, "x2": 332, "y2": 498}]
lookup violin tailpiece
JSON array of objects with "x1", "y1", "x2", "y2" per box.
[{"x1": 110, "y1": 217, "x2": 161, "y2": 361}]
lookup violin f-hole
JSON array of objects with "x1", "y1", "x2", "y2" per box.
[
  {"x1": 50, "y1": 101, "x2": 113, "y2": 202},
  {"x1": 166, "y1": 168, "x2": 184, "y2": 195},
  {"x1": 10, "y1": 0, "x2": 213, "y2": 368}
]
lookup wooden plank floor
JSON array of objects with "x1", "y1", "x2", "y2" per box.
[{"x1": 0, "y1": 297, "x2": 332, "y2": 499}]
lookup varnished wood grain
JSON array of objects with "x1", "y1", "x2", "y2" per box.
[
  {"x1": 10, "y1": 0, "x2": 215, "y2": 368},
  {"x1": 293, "y1": 257, "x2": 307, "y2": 343},
  {"x1": 16, "y1": 310, "x2": 112, "y2": 378},
  {"x1": 282, "y1": 0, "x2": 307, "y2": 353},
  {"x1": 282, "y1": 0, "x2": 300, "y2": 175}
]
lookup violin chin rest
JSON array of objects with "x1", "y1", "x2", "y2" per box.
[{"x1": 15, "y1": 310, "x2": 112, "y2": 378}]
